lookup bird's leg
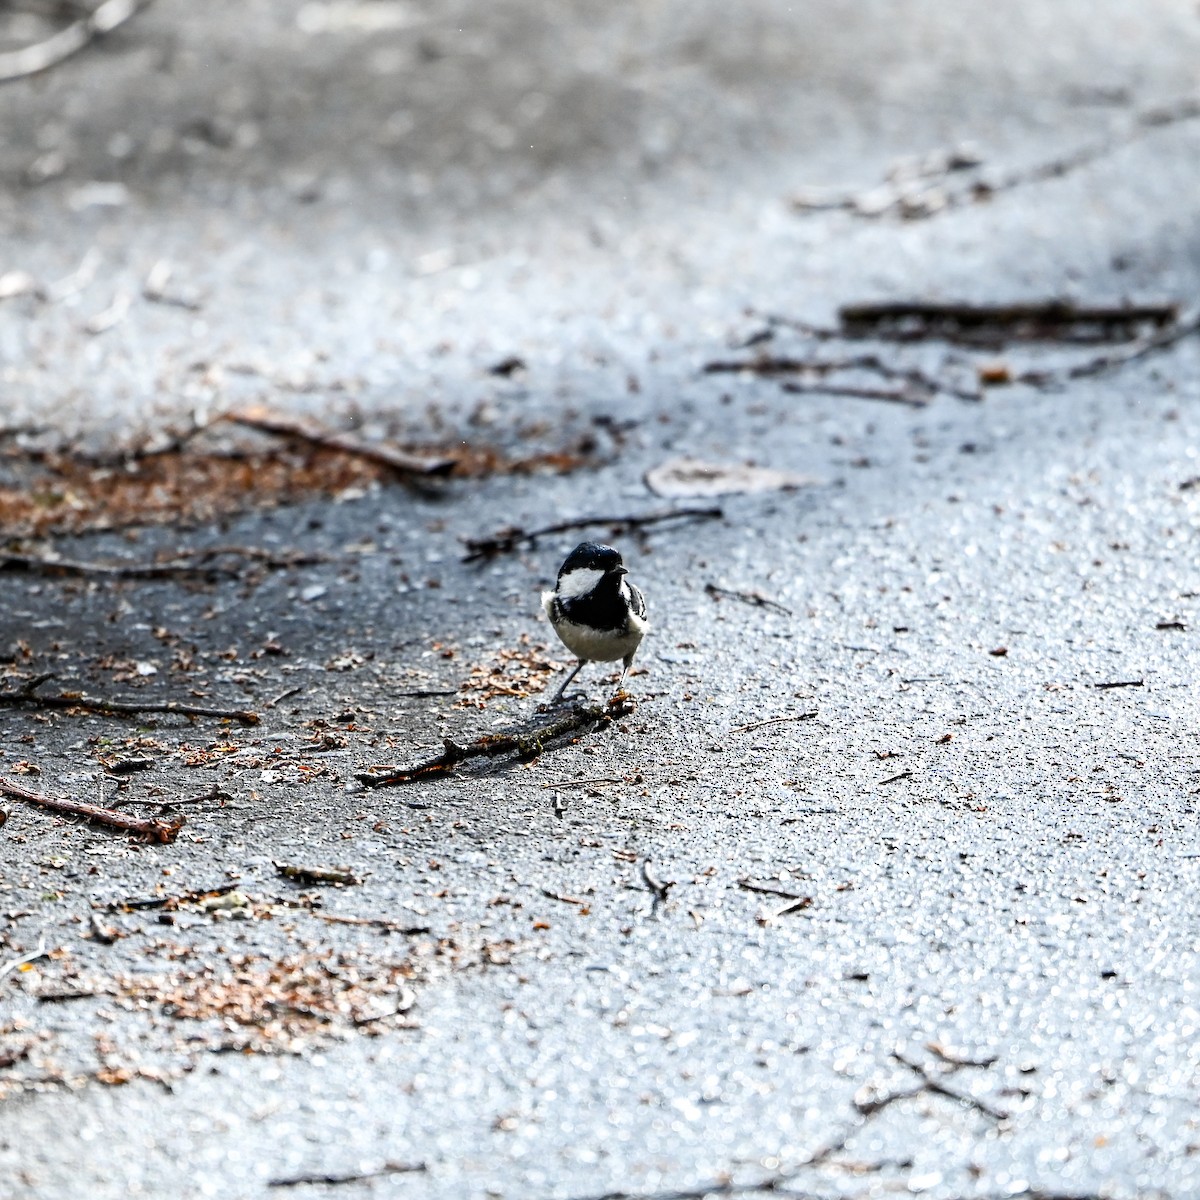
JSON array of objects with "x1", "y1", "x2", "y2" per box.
[
  {"x1": 550, "y1": 659, "x2": 586, "y2": 704},
  {"x1": 610, "y1": 653, "x2": 635, "y2": 701}
]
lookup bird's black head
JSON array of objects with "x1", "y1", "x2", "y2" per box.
[{"x1": 558, "y1": 542, "x2": 625, "y2": 579}]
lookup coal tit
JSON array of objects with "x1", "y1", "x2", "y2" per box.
[{"x1": 542, "y1": 541, "x2": 648, "y2": 703}]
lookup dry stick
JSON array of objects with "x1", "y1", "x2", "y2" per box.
[
  {"x1": 793, "y1": 95, "x2": 1200, "y2": 223},
  {"x1": 729, "y1": 711, "x2": 818, "y2": 734},
  {"x1": 355, "y1": 700, "x2": 634, "y2": 787},
  {"x1": 0, "y1": 0, "x2": 152, "y2": 83},
  {"x1": 877, "y1": 769, "x2": 914, "y2": 786},
  {"x1": 0, "y1": 776, "x2": 183, "y2": 843},
  {"x1": 837, "y1": 299, "x2": 1178, "y2": 343},
  {"x1": 738, "y1": 879, "x2": 808, "y2": 901},
  {"x1": 891, "y1": 1051, "x2": 1009, "y2": 1121},
  {"x1": 780, "y1": 380, "x2": 930, "y2": 407},
  {"x1": 268, "y1": 1162, "x2": 427, "y2": 1189},
  {"x1": 1094, "y1": 679, "x2": 1145, "y2": 690},
  {"x1": 0, "y1": 675, "x2": 258, "y2": 724},
  {"x1": 0, "y1": 552, "x2": 239, "y2": 580},
  {"x1": 315, "y1": 915, "x2": 432, "y2": 934},
  {"x1": 111, "y1": 785, "x2": 232, "y2": 810},
  {"x1": 1015, "y1": 308, "x2": 1200, "y2": 387},
  {"x1": 541, "y1": 776, "x2": 624, "y2": 789},
  {"x1": 461, "y1": 506, "x2": 723, "y2": 562},
  {"x1": 704, "y1": 583, "x2": 793, "y2": 617},
  {"x1": 705, "y1": 352, "x2": 979, "y2": 401},
  {"x1": 227, "y1": 405, "x2": 457, "y2": 477},
  {"x1": 0, "y1": 941, "x2": 48, "y2": 982}
]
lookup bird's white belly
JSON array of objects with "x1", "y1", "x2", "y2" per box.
[{"x1": 552, "y1": 614, "x2": 645, "y2": 663}]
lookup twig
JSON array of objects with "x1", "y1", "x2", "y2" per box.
[
  {"x1": 265, "y1": 686, "x2": 303, "y2": 709},
  {"x1": 792, "y1": 96, "x2": 1200, "y2": 223},
  {"x1": 1093, "y1": 679, "x2": 1144, "y2": 690},
  {"x1": 111, "y1": 785, "x2": 232, "y2": 810},
  {"x1": 641, "y1": 859, "x2": 674, "y2": 902},
  {"x1": 0, "y1": 0, "x2": 153, "y2": 84},
  {"x1": 0, "y1": 551, "x2": 237, "y2": 580},
  {"x1": 892, "y1": 1051, "x2": 1008, "y2": 1120},
  {"x1": 780, "y1": 380, "x2": 930, "y2": 407},
  {"x1": 461, "y1": 507, "x2": 723, "y2": 562},
  {"x1": 705, "y1": 352, "x2": 978, "y2": 402},
  {"x1": 730, "y1": 711, "x2": 818, "y2": 735},
  {"x1": 268, "y1": 1162, "x2": 426, "y2": 1189},
  {"x1": 105, "y1": 883, "x2": 240, "y2": 911},
  {"x1": 704, "y1": 583, "x2": 793, "y2": 616},
  {"x1": 877, "y1": 770, "x2": 914, "y2": 786},
  {"x1": 0, "y1": 675, "x2": 258, "y2": 724},
  {"x1": 541, "y1": 889, "x2": 589, "y2": 907},
  {"x1": 837, "y1": 300, "x2": 1178, "y2": 345},
  {"x1": 274, "y1": 863, "x2": 363, "y2": 887},
  {"x1": 541, "y1": 776, "x2": 624, "y2": 789},
  {"x1": 315, "y1": 915, "x2": 431, "y2": 934},
  {"x1": 227, "y1": 405, "x2": 456, "y2": 478},
  {"x1": 354, "y1": 699, "x2": 634, "y2": 786},
  {"x1": 1014, "y1": 308, "x2": 1200, "y2": 386},
  {"x1": 0, "y1": 775, "x2": 183, "y2": 842},
  {"x1": 925, "y1": 1041, "x2": 998, "y2": 1069},
  {"x1": 737, "y1": 879, "x2": 808, "y2": 901},
  {"x1": 0, "y1": 940, "x2": 49, "y2": 982}
]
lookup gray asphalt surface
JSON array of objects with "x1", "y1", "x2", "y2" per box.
[{"x1": 3, "y1": 2, "x2": 1200, "y2": 1198}]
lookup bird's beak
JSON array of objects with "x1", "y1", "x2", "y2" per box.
[{"x1": 613, "y1": 566, "x2": 628, "y2": 576}]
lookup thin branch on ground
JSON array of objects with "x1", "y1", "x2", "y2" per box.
[
  {"x1": 737, "y1": 879, "x2": 809, "y2": 901},
  {"x1": 355, "y1": 698, "x2": 635, "y2": 786},
  {"x1": 1093, "y1": 679, "x2": 1144, "y2": 690},
  {"x1": 0, "y1": 940, "x2": 49, "y2": 982},
  {"x1": 0, "y1": 775, "x2": 183, "y2": 842},
  {"x1": 836, "y1": 299, "x2": 1178, "y2": 345},
  {"x1": 268, "y1": 1162, "x2": 426, "y2": 1189},
  {"x1": 0, "y1": 674, "x2": 258, "y2": 724},
  {"x1": 705, "y1": 583, "x2": 793, "y2": 616},
  {"x1": 104, "y1": 882, "x2": 240, "y2": 911},
  {"x1": 1014, "y1": 308, "x2": 1200, "y2": 386},
  {"x1": 705, "y1": 352, "x2": 978, "y2": 401},
  {"x1": 227, "y1": 405, "x2": 457, "y2": 478},
  {"x1": 315, "y1": 915, "x2": 432, "y2": 934},
  {"x1": 780, "y1": 380, "x2": 931, "y2": 407},
  {"x1": 461, "y1": 506, "x2": 723, "y2": 562},
  {"x1": 0, "y1": 544, "x2": 327, "y2": 580},
  {"x1": 110, "y1": 785, "x2": 232, "y2": 811},
  {"x1": 541, "y1": 776, "x2": 624, "y2": 789},
  {"x1": 0, "y1": 0, "x2": 152, "y2": 84},
  {"x1": 730, "y1": 712, "x2": 818, "y2": 734},
  {"x1": 791, "y1": 94, "x2": 1200, "y2": 222},
  {"x1": 0, "y1": 551, "x2": 237, "y2": 580},
  {"x1": 890, "y1": 1051, "x2": 1009, "y2": 1121}
]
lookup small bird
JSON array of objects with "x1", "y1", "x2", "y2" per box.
[{"x1": 542, "y1": 541, "x2": 648, "y2": 704}]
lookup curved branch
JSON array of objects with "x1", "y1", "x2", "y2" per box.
[{"x1": 0, "y1": 0, "x2": 153, "y2": 85}]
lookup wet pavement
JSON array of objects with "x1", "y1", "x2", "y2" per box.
[{"x1": 3, "y1": 2, "x2": 1200, "y2": 1198}]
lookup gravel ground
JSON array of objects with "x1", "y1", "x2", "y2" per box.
[{"x1": 3, "y1": 2, "x2": 1200, "y2": 1198}]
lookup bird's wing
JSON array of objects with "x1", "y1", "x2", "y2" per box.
[{"x1": 625, "y1": 581, "x2": 647, "y2": 621}]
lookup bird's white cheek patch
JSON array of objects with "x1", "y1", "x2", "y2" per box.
[{"x1": 556, "y1": 567, "x2": 605, "y2": 599}]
